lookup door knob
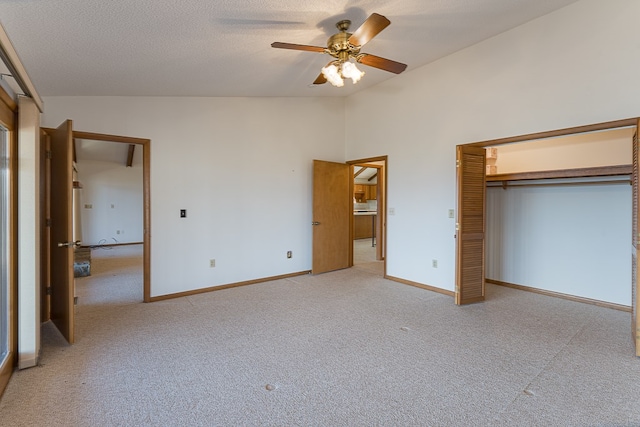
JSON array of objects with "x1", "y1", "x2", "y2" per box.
[{"x1": 58, "y1": 240, "x2": 81, "y2": 248}]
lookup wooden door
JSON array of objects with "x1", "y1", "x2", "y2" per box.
[
  {"x1": 312, "y1": 160, "x2": 351, "y2": 274},
  {"x1": 455, "y1": 145, "x2": 486, "y2": 305},
  {"x1": 632, "y1": 119, "x2": 640, "y2": 356},
  {"x1": 49, "y1": 120, "x2": 75, "y2": 344}
]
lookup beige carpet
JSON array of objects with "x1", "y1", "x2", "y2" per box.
[
  {"x1": 1, "y1": 244, "x2": 640, "y2": 426},
  {"x1": 353, "y1": 238, "x2": 384, "y2": 276}
]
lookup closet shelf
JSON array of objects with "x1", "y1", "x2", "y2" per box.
[{"x1": 486, "y1": 164, "x2": 631, "y2": 183}]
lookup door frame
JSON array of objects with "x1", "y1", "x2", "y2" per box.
[
  {"x1": 0, "y1": 87, "x2": 17, "y2": 397},
  {"x1": 347, "y1": 155, "x2": 387, "y2": 276},
  {"x1": 41, "y1": 129, "x2": 151, "y2": 305},
  {"x1": 458, "y1": 117, "x2": 638, "y2": 343}
]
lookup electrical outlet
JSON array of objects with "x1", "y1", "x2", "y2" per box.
[
  {"x1": 448, "y1": 209, "x2": 454, "y2": 218},
  {"x1": 209, "y1": 259, "x2": 215, "y2": 268},
  {"x1": 84, "y1": 204, "x2": 92, "y2": 209},
  {"x1": 287, "y1": 251, "x2": 292, "y2": 259},
  {"x1": 432, "y1": 259, "x2": 438, "y2": 268},
  {"x1": 111, "y1": 204, "x2": 115, "y2": 209},
  {"x1": 389, "y1": 207, "x2": 395, "y2": 215}
]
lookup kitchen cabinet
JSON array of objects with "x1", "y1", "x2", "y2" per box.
[
  {"x1": 367, "y1": 185, "x2": 377, "y2": 200},
  {"x1": 354, "y1": 184, "x2": 376, "y2": 202},
  {"x1": 354, "y1": 213, "x2": 376, "y2": 239},
  {"x1": 354, "y1": 184, "x2": 366, "y2": 202}
]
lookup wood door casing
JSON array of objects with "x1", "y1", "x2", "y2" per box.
[
  {"x1": 49, "y1": 120, "x2": 75, "y2": 344},
  {"x1": 40, "y1": 130, "x2": 50, "y2": 322},
  {"x1": 312, "y1": 160, "x2": 351, "y2": 274},
  {"x1": 455, "y1": 145, "x2": 486, "y2": 305},
  {"x1": 0, "y1": 89, "x2": 16, "y2": 398}
]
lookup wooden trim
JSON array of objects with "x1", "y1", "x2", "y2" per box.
[
  {"x1": 72, "y1": 130, "x2": 150, "y2": 145},
  {"x1": 367, "y1": 172, "x2": 378, "y2": 182},
  {"x1": 0, "y1": 85, "x2": 15, "y2": 130},
  {"x1": 142, "y1": 140, "x2": 150, "y2": 302},
  {"x1": 486, "y1": 165, "x2": 632, "y2": 182},
  {"x1": 385, "y1": 275, "x2": 455, "y2": 297},
  {"x1": 0, "y1": 353, "x2": 14, "y2": 398},
  {"x1": 148, "y1": 271, "x2": 311, "y2": 302},
  {"x1": 0, "y1": 84, "x2": 15, "y2": 112},
  {"x1": 0, "y1": 94, "x2": 17, "y2": 397},
  {"x1": 40, "y1": 130, "x2": 50, "y2": 323},
  {"x1": 354, "y1": 167, "x2": 366, "y2": 178},
  {"x1": 126, "y1": 144, "x2": 135, "y2": 167},
  {"x1": 346, "y1": 158, "x2": 385, "y2": 166},
  {"x1": 487, "y1": 279, "x2": 632, "y2": 312},
  {"x1": 467, "y1": 118, "x2": 638, "y2": 148},
  {"x1": 0, "y1": 23, "x2": 43, "y2": 112}
]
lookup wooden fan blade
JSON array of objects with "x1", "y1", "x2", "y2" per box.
[
  {"x1": 348, "y1": 13, "x2": 390, "y2": 47},
  {"x1": 313, "y1": 73, "x2": 327, "y2": 85},
  {"x1": 357, "y1": 54, "x2": 407, "y2": 74},
  {"x1": 271, "y1": 42, "x2": 325, "y2": 53}
]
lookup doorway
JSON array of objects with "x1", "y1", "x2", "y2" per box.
[
  {"x1": 349, "y1": 156, "x2": 386, "y2": 277},
  {"x1": 311, "y1": 156, "x2": 387, "y2": 276},
  {"x1": 73, "y1": 136, "x2": 145, "y2": 309},
  {"x1": 41, "y1": 127, "x2": 151, "y2": 343}
]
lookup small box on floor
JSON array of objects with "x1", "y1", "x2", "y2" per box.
[{"x1": 74, "y1": 261, "x2": 91, "y2": 277}]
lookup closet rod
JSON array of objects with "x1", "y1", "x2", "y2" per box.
[{"x1": 488, "y1": 179, "x2": 630, "y2": 189}]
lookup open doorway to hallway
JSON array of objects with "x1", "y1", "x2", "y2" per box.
[{"x1": 350, "y1": 157, "x2": 386, "y2": 276}]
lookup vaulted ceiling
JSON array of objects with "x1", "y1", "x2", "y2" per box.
[{"x1": 0, "y1": 0, "x2": 578, "y2": 98}]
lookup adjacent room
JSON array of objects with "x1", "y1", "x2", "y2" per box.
[{"x1": 1, "y1": 0, "x2": 640, "y2": 425}]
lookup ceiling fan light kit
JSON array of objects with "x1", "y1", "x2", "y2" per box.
[
  {"x1": 272, "y1": 13, "x2": 407, "y2": 88},
  {"x1": 321, "y1": 60, "x2": 365, "y2": 87}
]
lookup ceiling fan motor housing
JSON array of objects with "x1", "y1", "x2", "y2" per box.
[{"x1": 327, "y1": 32, "x2": 360, "y2": 60}]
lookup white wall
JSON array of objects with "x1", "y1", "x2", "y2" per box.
[
  {"x1": 494, "y1": 128, "x2": 633, "y2": 174},
  {"x1": 345, "y1": 0, "x2": 640, "y2": 293},
  {"x1": 42, "y1": 97, "x2": 345, "y2": 297},
  {"x1": 77, "y1": 155, "x2": 143, "y2": 246},
  {"x1": 486, "y1": 182, "x2": 631, "y2": 305}
]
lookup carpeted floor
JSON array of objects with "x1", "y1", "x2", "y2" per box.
[
  {"x1": 353, "y1": 238, "x2": 384, "y2": 276},
  {"x1": 1, "y1": 244, "x2": 640, "y2": 426}
]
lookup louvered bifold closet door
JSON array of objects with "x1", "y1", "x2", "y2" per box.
[
  {"x1": 455, "y1": 146, "x2": 486, "y2": 305},
  {"x1": 633, "y1": 120, "x2": 640, "y2": 357}
]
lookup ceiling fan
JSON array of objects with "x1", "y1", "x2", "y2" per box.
[{"x1": 271, "y1": 13, "x2": 407, "y2": 87}]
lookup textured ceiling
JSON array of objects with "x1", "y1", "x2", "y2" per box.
[{"x1": 0, "y1": 0, "x2": 578, "y2": 98}]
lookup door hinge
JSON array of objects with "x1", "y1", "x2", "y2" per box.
[
  {"x1": 456, "y1": 159, "x2": 460, "y2": 168},
  {"x1": 46, "y1": 286, "x2": 52, "y2": 296},
  {"x1": 46, "y1": 150, "x2": 52, "y2": 159},
  {"x1": 46, "y1": 218, "x2": 52, "y2": 227}
]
